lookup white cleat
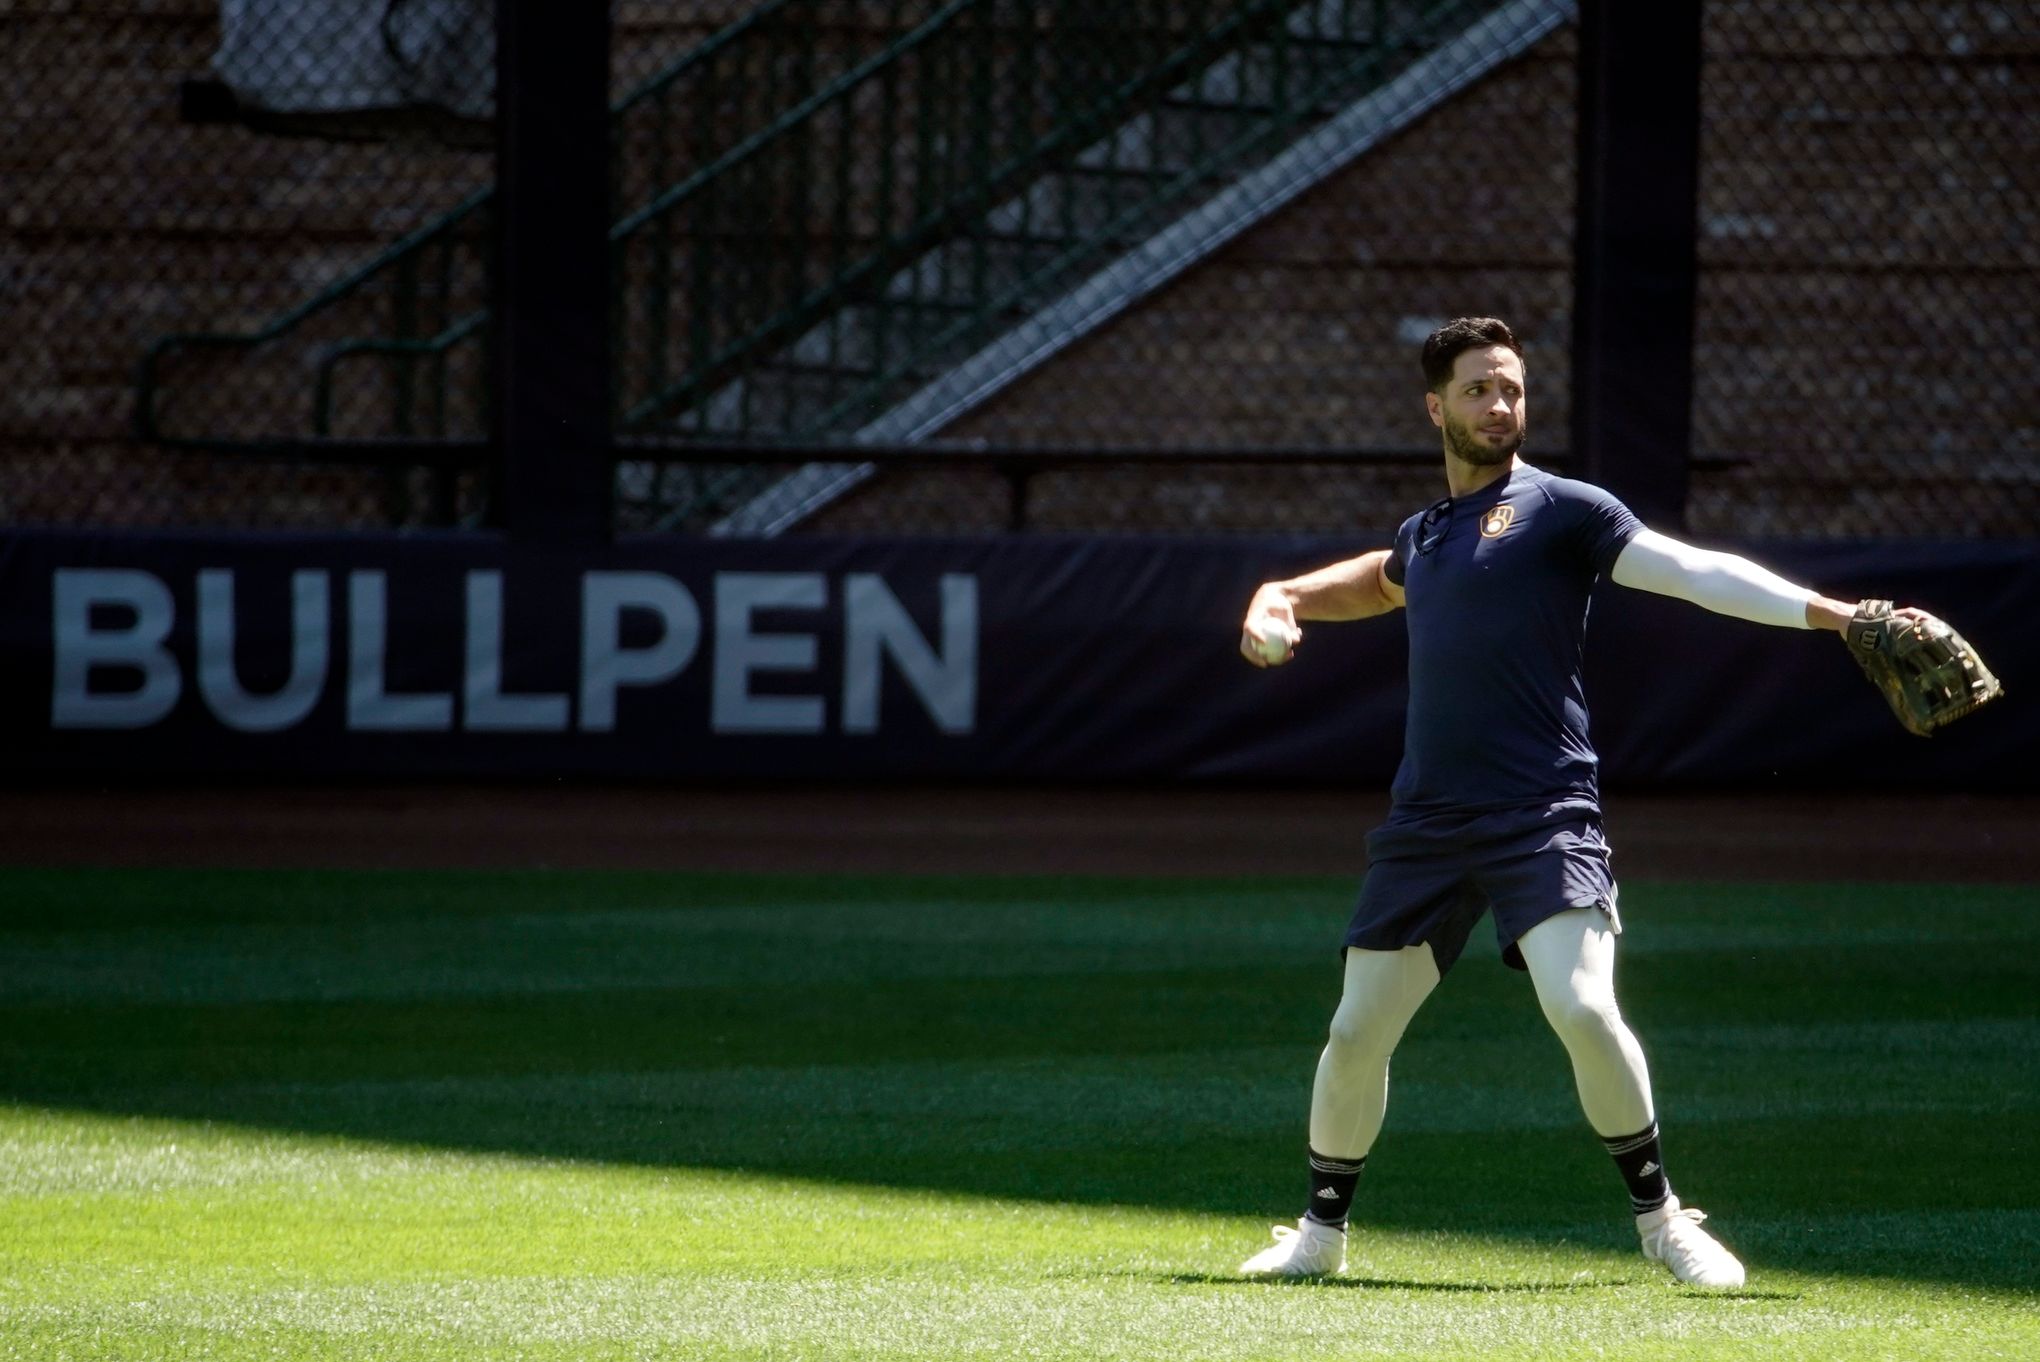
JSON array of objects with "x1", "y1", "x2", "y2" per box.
[
  {"x1": 1638, "y1": 1195, "x2": 1746, "y2": 1289},
  {"x1": 1240, "y1": 1217, "x2": 1347, "y2": 1278}
]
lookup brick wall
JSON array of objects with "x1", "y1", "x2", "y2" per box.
[
  {"x1": 0, "y1": 1, "x2": 917, "y2": 527},
  {"x1": 1687, "y1": 0, "x2": 2038, "y2": 536},
  {"x1": 4, "y1": 3, "x2": 2031, "y2": 534},
  {"x1": 816, "y1": 5, "x2": 2038, "y2": 536},
  {"x1": 812, "y1": 22, "x2": 1578, "y2": 535}
]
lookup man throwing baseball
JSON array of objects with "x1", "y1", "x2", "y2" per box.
[{"x1": 1235, "y1": 316, "x2": 1995, "y2": 1289}]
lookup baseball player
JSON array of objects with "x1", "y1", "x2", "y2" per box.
[{"x1": 1234, "y1": 316, "x2": 1996, "y2": 1288}]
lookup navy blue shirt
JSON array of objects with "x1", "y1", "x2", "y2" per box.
[{"x1": 1381, "y1": 463, "x2": 1643, "y2": 825}]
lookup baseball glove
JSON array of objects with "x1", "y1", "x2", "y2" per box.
[{"x1": 1844, "y1": 600, "x2": 2003, "y2": 737}]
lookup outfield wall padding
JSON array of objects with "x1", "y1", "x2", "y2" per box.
[{"x1": 2, "y1": 528, "x2": 2032, "y2": 789}]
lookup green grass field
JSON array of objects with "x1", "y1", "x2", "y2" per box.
[{"x1": 1, "y1": 867, "x2": 2035, "y2": 1361}]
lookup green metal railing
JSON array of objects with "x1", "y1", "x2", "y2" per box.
[
  {"x1": 136, "y1": 0, "x2": 1506, "y2": 489},
  {"x1": 135, "y1": 0, "x2": 822, "y2": 448},
  {"x1": 616, "y1": 0, "x2": 1504, "y2": 524},
  {"x1": 612, "y1": 0, "x2": 1308, "y2": 435},
  {"x1": 136, "y1": 193, "x2": 491, "y2": 446}
]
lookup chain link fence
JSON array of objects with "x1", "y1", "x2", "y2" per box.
[
  {"x1": 1688, "y1": 2, "x2": 2038, "y2": 539},
  {"x1": 610, "y1": 0, "x2": 1571, "y2": 535},
  {"x1": 4, "y1": 1, "x2": 491, "y2": 528},
  {"x1": 2, "y1": 2, "x2": 2032, "y2": 536}
]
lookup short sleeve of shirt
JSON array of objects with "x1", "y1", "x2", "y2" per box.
[
  {"x1": 1563, "y1": 481, "x2": 1644, "y2": 576},
  {"x1": 1383, "y1": 513, "x2": 1420, "y2": 587}
]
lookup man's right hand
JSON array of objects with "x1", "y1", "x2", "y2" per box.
[
  {"x1": 1241, "y1": 587, "x2": 1302, "y2": 668},
  {"x1": 1238, "y1": 550, "x2": 1404, "y2": 668}
]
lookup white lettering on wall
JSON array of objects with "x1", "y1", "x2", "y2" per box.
[
  {"x1": 579, "y1": 571, "x2": 701, "y2": 732},
  {"x1": 465, "y1": 571, "x2": 570, "y2": 732},
  {"x1": 842, "y1": 573, "x2": 977, "y2": 734},
  {"x1": 712, "y1": 573, "x2": 827, "y2": 734},
  {"x1": 346, "y1": 570, "x2": 454, "y2": 731},
  {"x1": 45, "y1": 565, "x2": 980, "y2": 740},
  {"x1": 196, "y1": 569, "x2": 329, "y2": 732},
  {"x1": 50, "y1": 569, "x2": 181, "y2": 729}
]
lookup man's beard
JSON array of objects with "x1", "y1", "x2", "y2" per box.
[{"x1": 1444, "y1": 412, "x2": 1525, "y2": 466}]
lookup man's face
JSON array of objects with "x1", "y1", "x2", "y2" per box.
[{"x1": 1426, "y1": 345, "x2": 1527, "y2": 466}]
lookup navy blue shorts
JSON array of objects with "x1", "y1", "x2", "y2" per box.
[{"x1": 1343, "y1": 815, "x2": 1620, "y2": 975}]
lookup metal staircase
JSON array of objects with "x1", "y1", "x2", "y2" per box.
[
  {"x1": 134, "y1": 0, "x2": 1561, "y2": 531},
  {"x1": 703, "y1": 0, "x2": 1570, "y2": 533}
]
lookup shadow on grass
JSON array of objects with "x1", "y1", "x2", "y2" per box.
[
  {"x1": 1147, "y1": 1271, "x2": 1804, "y2": 1299},
  {"x1": 1157, "y1": 1273, "x2": 1626, "y2": 1294},
  {"x1": 2, "y1": 867, "x2": 2037, "y2": 1297}
]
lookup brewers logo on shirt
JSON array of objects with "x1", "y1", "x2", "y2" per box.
[{"x1": 1479, "y1": 505, "x2": 1516, "y2": 539}]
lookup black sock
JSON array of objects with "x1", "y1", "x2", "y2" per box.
[
  {"x1": 1304, "y1": 1149, "x2": 1366, "y2": 1228},
  {"x1": 1603, "y1": 1121, "x2": 1672, "y2": 1215}
]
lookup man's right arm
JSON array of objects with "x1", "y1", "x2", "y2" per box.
[{"x1": 1240, "y1": 549, "x2": 1404, "y2": 668}]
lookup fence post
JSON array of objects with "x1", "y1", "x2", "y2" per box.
[
  {"x1": 1571, "y1": 0, "x2": 1702, "y2": 530},
  {"x1": 493, "y1": 0, "x2": 612, "y2": 544}
]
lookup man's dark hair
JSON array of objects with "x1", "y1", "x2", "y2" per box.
[{"x1": 1421, "y1": 317, "x2": 1522, "y2": 392}]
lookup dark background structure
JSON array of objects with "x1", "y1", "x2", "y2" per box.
[
  {"x1": 2, "y1": 0, "x2": 2033, "y2": 795},
  {"x1": 5, "y1": 0, "x2": 2032, "y2": 538}
]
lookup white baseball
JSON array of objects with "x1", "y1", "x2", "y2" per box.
[{"x1": 1255, "y1": 624, "x2": 1298, "y2": 664}]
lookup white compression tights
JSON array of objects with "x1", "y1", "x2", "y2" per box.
[
  {"x1": 1515, "y1": 909, "x2": 1657, "y2": 1137},
  {"x1": 1308, "y1": 943, "x2": 1441, "y2": 1158},
  {"x1": 1308, "y1": 909, "x2": 1656, "y2": 1159}
]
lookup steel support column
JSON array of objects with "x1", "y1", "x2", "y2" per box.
[
  {"x1": 494, "y1": 0, "x2": 612, "y2": 543},
  {"x1": 1571, "y1": 0, "x2": 1704, "y2": 529}
]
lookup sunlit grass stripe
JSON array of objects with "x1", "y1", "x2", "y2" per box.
[{"x1": 0, "y1": 868, "x2": 2035, "y2": 1361}]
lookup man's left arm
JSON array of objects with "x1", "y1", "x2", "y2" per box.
[
  {"x1": 1608, "y1": 529, "x2": 1858, "y2": 633},
  {"x1": 1608, "y1": 527, "x2": 2002, "y2": 736}
]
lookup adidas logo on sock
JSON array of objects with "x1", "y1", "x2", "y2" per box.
[
  {"x1": 1638, "y1": 1161, "x2": 1660, "y2": 1178},
  {"x1": 1316, "y1": 1186, "x2": 1339, "y2": 1199}
]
